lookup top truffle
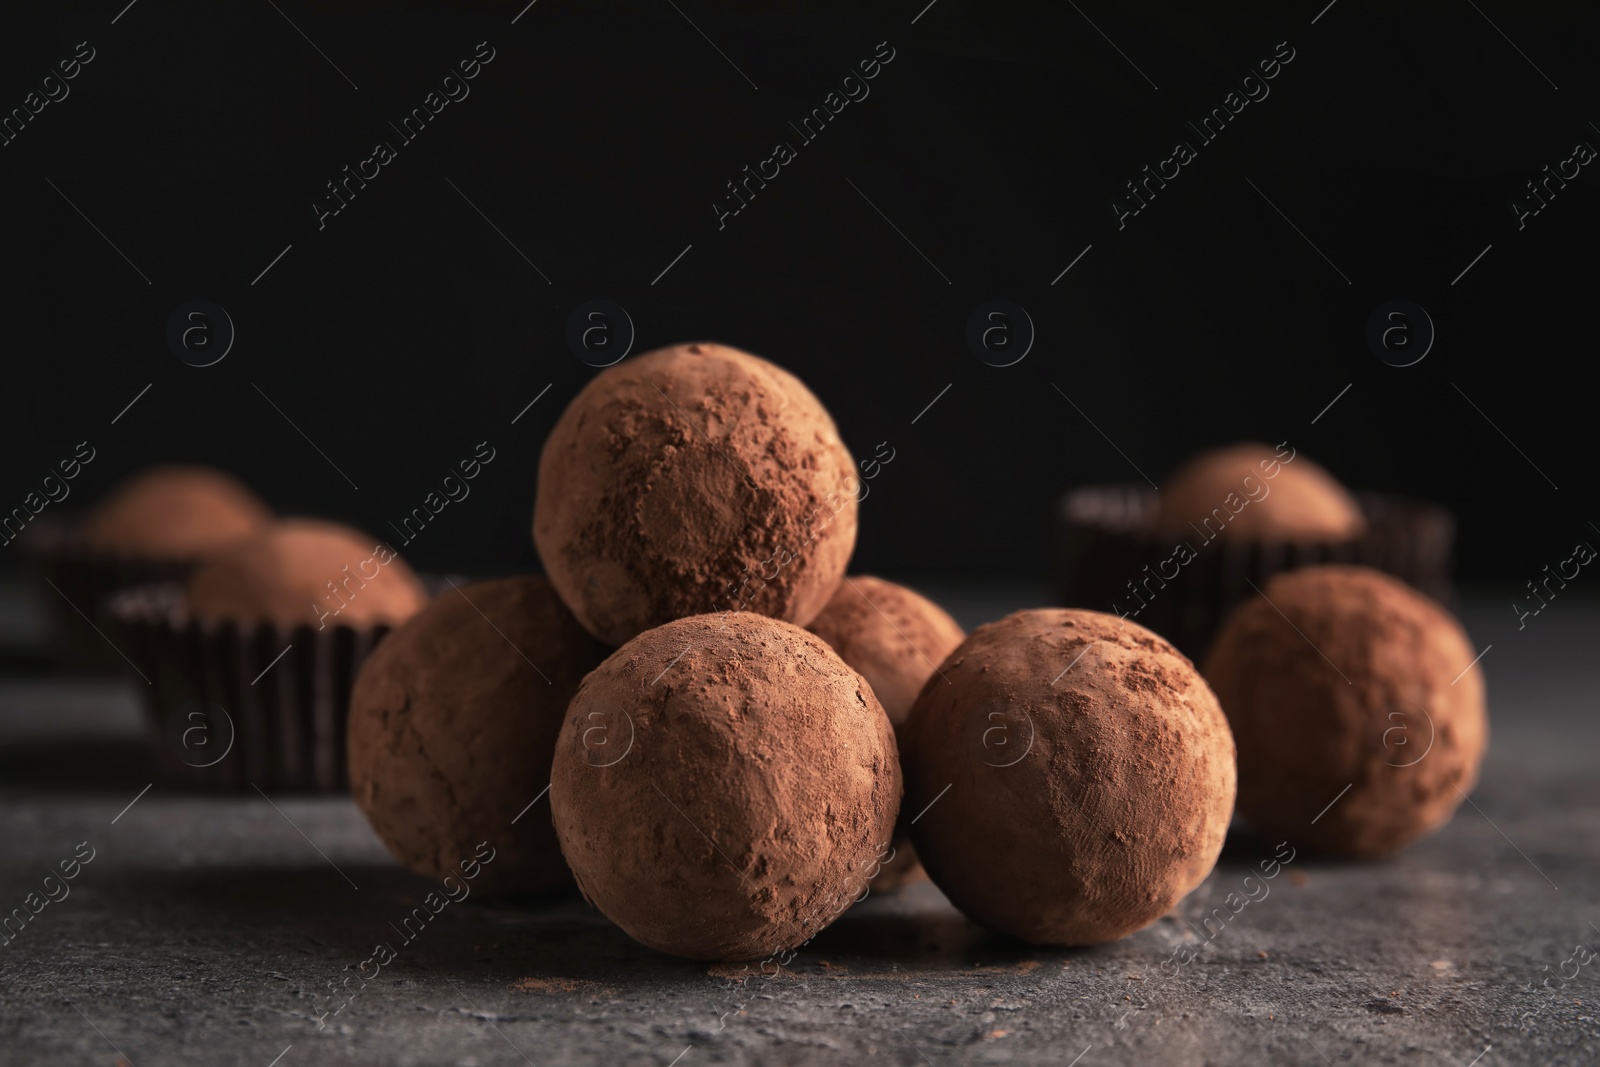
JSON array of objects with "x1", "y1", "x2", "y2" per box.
[
  {"x1": 806, "y1": 575, "x2": 965, "y2": 728},
  {"x1": 82, "y1": 466, "x2": 272, "y2": 557},
  {"x1": 1156, "y1": 442, "x2": 1365, "y2": 542},
  {"x1": 534, "y1": 342, "x2": 859, "y2": 646},
  {"x1": 185, "y1": 519, "x2": 428, "y2": 630}
]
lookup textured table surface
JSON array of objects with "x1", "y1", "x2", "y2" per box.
[{"x1": 1, "y1": 580, "x2": 1596, "y2": 1067}]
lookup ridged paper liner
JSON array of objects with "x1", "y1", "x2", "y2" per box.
[
  {"x1": 21, "y1": 515, "x2": 198, "y2": 671},
  {"x1": 107, "y1": 584, "x2": 391, "y2": 793},
  {"x1": 1053, "y1": 488, "x2": 1454, "y2": 661}
]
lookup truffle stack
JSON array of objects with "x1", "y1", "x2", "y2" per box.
[
  {"x1": 351, "y1": 341, "x2": 901, "y2": 957},
  {"x1": 529, "y1": 344, "x2": 916, "y2": 957}
]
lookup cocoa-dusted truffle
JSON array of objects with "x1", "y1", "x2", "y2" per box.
[
  {"x1": 83, "y1": 465, "x2": 271, "y2": 557},
  {"x1": 902, "y1": 609, "x2": 1236, "y2": 945},
  {"x1": 806, "y1": 576, "x2": 965, "y2": 729},
  {"x1": 550, "y1": 612, "x2": 900, "y2": 960},
  {"x1": 349, "y1": 575, "x2": 608, "y2": 894},
  {"x1": 806, "y1": 575, "x2": 965, "y2": 891},
  {"x1": 1156, "y1": 442, "x2": 1365, "y2": 541},
  {"x1": 534, "y1": 342, "x2": 859, "y2": 646},
  {"x1": 185, "y1": 519, "x2": 428, "y2": 630},
  {"x1": 1202, "y1": 565, "x2": 1487, "y2": 858}
]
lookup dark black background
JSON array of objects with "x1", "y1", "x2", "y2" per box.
[{"x1": 1, "y1": 0, "x2": 1593, "y2": 585}]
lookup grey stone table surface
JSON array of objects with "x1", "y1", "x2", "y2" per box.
[{"x1": 0, "y1": 579, "x2": 1596, "y2": 1066}]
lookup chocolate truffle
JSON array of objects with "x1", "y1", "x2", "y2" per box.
[
  {"x1": 533, "y1": 342, "x2": 859, "y2": 646},
  {"x1": 1202, "y1": 565, "x2": 1488, "y2": 858},
  {"x1": 806, "y1": 576, "x2": 966, "y2": 729},
  {"x1": 807, "y1": 575, "x2": 965, "y2": 891},
  {"x1": 185, "y1": 519, "x2": 428, "y2": 630},
  {"x1": 1156, "y1": 442, "x2": 1365, "y2": 541},
  {"x1": 349, "y1": 575, "x2": 608, "y2": 894},
  {"x1": 550, "y1": 612, "x2": 900, "y2": 960},
  {"x1": 82, "y1": 465, "x2": 271, "y2": 557},
  {"x1": 902, "y1": 609, "x2": 1236, "y2": 945}
]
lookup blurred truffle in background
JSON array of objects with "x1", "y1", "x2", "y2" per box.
[
  {"x1": 1154, "y1": 442, "x2": 1365, "y2": 543},
  {"x1": 81, "y1": 465, "x2": 273, "y2": 559},
  {"x1": 1054, "y1": 443, "x2": 1454, "y2": 658},
  {"x1": 185, "y1": 518, "x2": 427, "y2": 630},
  {"x1": 24, "y1": 465, "x2": 274, "y2": 669},
  {"x1": 110, "y1": 518, "x2": 431, "y2": 793}
]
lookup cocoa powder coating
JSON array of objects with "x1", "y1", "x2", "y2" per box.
[
  {"x1": 550, "y1": 612, "x2": 900, "y2": 961},
  {"x1": 806, "y1": 575, "x2": 966, "y2": 891},
  {"x1": 901, "y1": 608, "x2": 1236, "y2": 945},
  {"x1": 185, "y1": 519, "x2": 428, "y2": 629},
  {"x1": 806, "y1": 575, "x2": 966, "y2": 729},
  {"x1": 349, "y1": 576, "x2": 608, "y2": 894},
  {"x1": 533, "y1": 343, "x2": 859, "y2": 646},
  {"x1": 83, "y1": 465, "x2": 272, "y2": 558},
  {"x1": 1156, "y1": 442, "x2": 1365, "y2": 541},
  {"x1": 1202, "y1": 565, "x2": 1488, "y2": 858}
]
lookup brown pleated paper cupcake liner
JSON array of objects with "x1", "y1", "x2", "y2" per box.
[
  {"x1": 1052, "y1": 487, "x2": 1455, "y2": 661},
  {"x1": 107, "y1": 584, "x2": 393, "y2": 793},
  {"x1": 20, "y1": 515, "x2": 199, "y2": 672}
]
